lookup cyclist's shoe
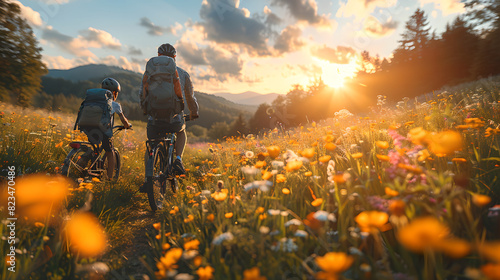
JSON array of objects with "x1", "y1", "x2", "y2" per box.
[
  {"x1": 139, "y1": 178, "x2": 152, "y2": 193},
  {"x1": 173, "y1": 158, "x2": 186, "y2": 175}
]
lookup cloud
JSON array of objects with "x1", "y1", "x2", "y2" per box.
[
  {"x1": 176, "y1": 41, "x2": 242, "y2": 80},
  {"x1": 312, "y1": 45, "x2": 358, "y2": 64},
  {"x1": 199, "y1": 0, "x2": 270, "y2": 54},
  {"x1": 41, "y1": 26, "x2": 96, "y2": 57},
  {"x1": 43, "y1": 54, "x2": 143, "y2": 72},
  {"x1": 204, "y1": 46, "x2": 242, "y2": 77},
  {"x1": 263, "y1": 5, "x2": 282, "y2": 26},
  {"x1": 139, "y1": 17, "x2": 183, "y2": 36},
  {"x1": 336, "y1": 0, "x2": 398, "y2": 20},
  {"x1": 176, "y1": 40, "x2": 209, "y2": 66},
  {"x1": 41, "y1": 26, "x2": 122, "y2": 57},
  {"x1": 419, "y1": 0, "x2": 465, "y2": 16},
  {"x1": 79, "y1": 27, "x2": 122, "y2": 50},
  {"x1": 128, "y1": 46, "x2": 143, "y2": 56},
  {"x1": 274, "y1": 25, "x2": 306, "y2": 54},
  {"x1": 270, "y1": 0, "x2": 331, "y2": 27},
  {"x1": 12, "y1": 1, "x2": 43, "y2": 27},
  {"x1": 363, "y1": 16, "x2": 398, "y2": 37}
]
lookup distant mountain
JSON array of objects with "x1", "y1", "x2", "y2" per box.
[
  {"x1": 214, "y1": 91, "x2": 279, "y2": 106},
  {"x1": 41, "y1": 64, "x2": 258, "y2": 129},
  {"x1": 47, "y1": 64, "x2": 139, "y2": 82}
]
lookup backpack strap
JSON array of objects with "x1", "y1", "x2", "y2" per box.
[{"x1": 73, "y1": 100, "x2": 85, "y2": 130}]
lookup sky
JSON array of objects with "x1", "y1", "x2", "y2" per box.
[{"x1": 15, "y1": 0, "x2": 467, "y2": 94}]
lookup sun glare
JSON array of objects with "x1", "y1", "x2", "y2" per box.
[{"x1": 316, "y1": 58, "x2": 359, "y2": 88}]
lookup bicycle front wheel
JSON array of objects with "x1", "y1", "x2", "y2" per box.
[
  {"x1": 103, "y1": 148, "x2": 121, "y2": 180},
  {"x1": 61, "y1": 147, "x2": 93, "y2": 180},
  {"x1": 148, "y1": 146, "x2": 167, "y2": 211}
]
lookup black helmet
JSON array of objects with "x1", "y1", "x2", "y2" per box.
[
  {"x1": 101, "y1": 77, "x2": 121, "y2": 93},
  {"x1": 158, "y1": 43, "x2": 176, "y2": 57}
]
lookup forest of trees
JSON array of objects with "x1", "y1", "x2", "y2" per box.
[{"x1": 1, "y1": 0, "x2": 499, "y2": 139}]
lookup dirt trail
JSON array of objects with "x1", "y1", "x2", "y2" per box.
[{"x1": 103, "y1": 197, "x2": 161, "y2": 279}]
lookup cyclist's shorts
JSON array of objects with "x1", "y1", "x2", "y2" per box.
[
  {"x1": 84, "y1": 128, "x2": 113, "y2": 152},
  {"x1": 147, "y1": 119, "x2": 185, "y2": 140}
]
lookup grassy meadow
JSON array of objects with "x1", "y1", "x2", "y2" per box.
[{"x1": 1, "y1": 80, "x2": 500, "y2": 279}]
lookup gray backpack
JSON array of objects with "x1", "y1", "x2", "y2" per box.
[{"x1": 144, "y1": 56, "x2": 184, "y2": 120}]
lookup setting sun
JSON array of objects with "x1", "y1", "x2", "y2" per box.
[{"x1": 315, "y1": 58, "x2": 359, "y2": 88}]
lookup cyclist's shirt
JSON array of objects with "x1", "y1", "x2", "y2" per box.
[
  {"x1": 111, "y1": 101, "x2": 122, "y2": 115},
  {"x1": 110, "y1": 101, "x2": 123, "y2": 127}
]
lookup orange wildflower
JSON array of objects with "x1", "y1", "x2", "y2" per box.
[
  {"x1": 282, "y1": 188, "x2": 290, "y2": 195},
  {"x1": 376, "y1": 141, "x2": 389, "y2": 149},
  {"x1": 206, "y1": 214, "x2": 215, "y2": 222},
  {"x1": 225, "y1": 212, "x2": 234, "y2": 218},
  {"x1": 14, "y1": 175, "x2": 69, "y2": 222},
  {"x1": 481, "y1": 263, "x2": 500, "y2": 280},
  {"x1": 351, "y1": 153, "x2": 363, "y2": 159},
  {"x1": 376, "y1": 154, "x2": 390, "y2": 162},
  {"x1": 243, "y1": 267, "x2": 267, "y2": 280},
  {"x1": 427, "y1": 130, "x2": 463, "y2": 156},
  {"x1": 319, "y1": 155, "x2": 331, "y2": 163},
  {"x1": 262, "y1": 171, "x2": 273, "y2": 181},
  {"x1": 325, "y1": 142, "x2": 337, "y2": 151},
  {"x1": 266, "y1": 146, "x2": 280, "y2": 159},
  {"x1": 276, "y1": 174, "x2": 286, "y2": 183},
  {"x1": 388, "y1": 200, "x2": 406, "y2": 216},
  {"x1": 65, "y1": 212, "x2": 107, "y2": 257},
  {"x1": 285, "y1": 160, "x2": 303, "y2": 172},
  {"x1": 255, "y1": 161, "x2": 267, "y2": 169},
  {"x1": 355, "y1": 211, "x2": 389, "y2": 232},
  {"x1": 184, "y1": 239, "x2": 200, "y2": 250},
  {"x1": 315, "y1": 252, "x2": 354, "y2": 280},
  {"x1": 311, "y1": 198, "x2": 323, "y2": 207},
  {"x1": 302, "y1": 148, "x2": 316, "y2": 159},
  {"x1": 385, "y1": 187, "x2": 399, "y2": 197},
  {"x1": 397, "y1": 216, "x2": 470, "y2": 258},
  {"x1": 472, "y1": 194, "x2": 491, "y2": 207}
]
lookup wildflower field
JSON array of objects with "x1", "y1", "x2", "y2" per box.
[{"x1": 1, "y1": 82, "x2": 500, "y2": 280}]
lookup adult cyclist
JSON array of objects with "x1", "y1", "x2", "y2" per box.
[{"x1": 139, "y1": 43, "x2": 199, "y2": 192}]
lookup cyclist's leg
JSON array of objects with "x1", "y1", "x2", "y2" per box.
[
  {"x1": 103, "y1": 135, "x2": 114, "y2": 179},
  {"x1": 175, "y1": 129, "x2": 187, "y2": 157}
]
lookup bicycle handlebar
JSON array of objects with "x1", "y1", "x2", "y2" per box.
[{"x1": 113, "y1": 125, "x2": 133, "y2": 130}]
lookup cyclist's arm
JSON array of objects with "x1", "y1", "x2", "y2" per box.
[
  {"x1": 118, "y1": 113, "x2": 132, "y2": 129},
  {"x1": 184, "y1": 72, "x2": 199, "y2": 118}
]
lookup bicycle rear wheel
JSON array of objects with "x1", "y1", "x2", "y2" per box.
[
  {"x1": 147, "y1": 146, "x2": 167, "y2": 211},
  {"x1": 61, "y1": 147, "x2": 93, "y2": 180}
]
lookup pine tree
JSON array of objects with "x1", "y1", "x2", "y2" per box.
[
  {"x1": 395, "y1": 8, "x2": 431, "y2": 62},
  {"x1": 0, "y1": 1, "x2": 47, "y2": 106}
]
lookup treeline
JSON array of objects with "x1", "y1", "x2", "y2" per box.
[{"x1": 353, "y1": 2, "x2": 500, "y2": 101}]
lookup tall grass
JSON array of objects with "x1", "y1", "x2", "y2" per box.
[{"x1": 0, "y1": 81, "x2": 499, "y2": 279}]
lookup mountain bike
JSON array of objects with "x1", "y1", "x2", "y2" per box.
[
  {"x1": 61, "y1": 126, "x2": 129, "y2": 181},
  {"x1": 145, "y1": 115, "x2": 194, "y2": 211}
]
